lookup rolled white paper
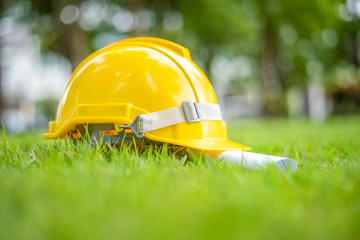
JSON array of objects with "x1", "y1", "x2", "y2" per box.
[{"x1": 214, "y1": 151, "x2": 297, "y2": 170}]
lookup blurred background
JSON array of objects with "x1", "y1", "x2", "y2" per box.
[{"x1": 0, "y1": 0, "x2": 359, "y2": 132}]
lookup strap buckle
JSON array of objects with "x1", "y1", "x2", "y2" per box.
[
  {"x1": 182, "y1": 101, "x2": 202, "y2": 123},
  {"x1": 118, "y1": 115, "x2": 144, "y2": 138}
]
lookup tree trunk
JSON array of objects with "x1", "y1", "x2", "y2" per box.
[
  {"x1": 0, "y1": 36, "x2": 3, "y2": 124},
  {"x1": 128, "y1": 0, "x2": 145, "y2": 37},
  {"x1": 258, "y1": 1, "x2": 285, "y2": 116},
  {"x1": 0, "y1": 0, "x2": 4, "y2": 124},
  {"x1": 62, "y1": 23, "x2": 90, "y2": 67},
  {"x1": 50, "y1": 0, "x2": 90, "y2": 68}
]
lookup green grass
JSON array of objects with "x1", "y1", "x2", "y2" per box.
[{"x1": 1, "y1": 116, "x2": 360, "y2": 240}]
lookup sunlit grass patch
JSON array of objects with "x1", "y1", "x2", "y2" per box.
[{"x1": 0, "y1": 116, "x2": 359, "y2": 240}]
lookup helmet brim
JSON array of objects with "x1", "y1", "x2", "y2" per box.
[{"x1": 146, "y1": 133, "x2": 250, "y2": 152}]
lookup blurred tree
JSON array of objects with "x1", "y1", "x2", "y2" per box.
[
  {"x1": 23, "y1": 0, "x2": 89, "y2": 66},
  {"x1": 174, "y1": 0, "x2": 343, "y2": 115},
  {"x1": 174, "y1": 0, "x2": 255, "y2": 73},
  {"x1": 257, "y1": 0, "x2": 284, "y2": 116},
  {"x1": 0, "y1": 0, "x2": 359, "y2": 120},
  {"x1": 2, "y1": 0, "x2": 90, "y2": 67},
  {"x1": 0, "y1": 34, "x2": 3, "y2": 124},
  {"x1": 0, "y1": 0, "x2": 4, "y2": 123},
  {"x1": 35, "y1": 98, "x2": 58, "y2": 120}
]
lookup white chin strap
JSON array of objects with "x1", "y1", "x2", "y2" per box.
[{"x1": 119, "y1": 100, "x2": 223, "y2": 138}]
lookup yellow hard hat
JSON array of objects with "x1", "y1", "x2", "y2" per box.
[{"x1": 43, "y1": 37, "x2": 250, "y2": 152}]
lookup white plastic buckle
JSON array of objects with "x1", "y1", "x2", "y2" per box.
[{"x1": 182, "y1": 101, "x2": 202, "y2": 123}]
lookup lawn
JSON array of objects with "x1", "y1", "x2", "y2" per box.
[{"x1": 0, "y1": 116, "x2": 359, "y2": 240}]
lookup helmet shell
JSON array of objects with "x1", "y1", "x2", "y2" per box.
[{"x1": 44, "y1": 37, "x2": 249, "y2": 151}]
